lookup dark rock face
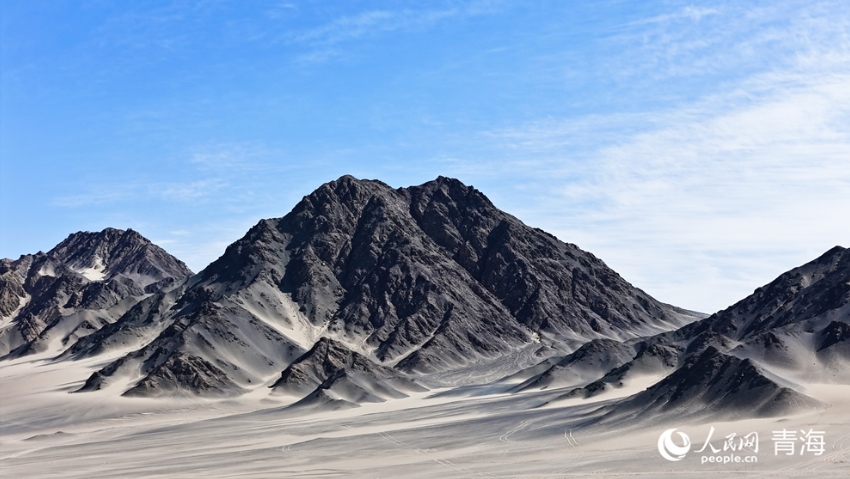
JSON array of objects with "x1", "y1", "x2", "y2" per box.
[
  {"x1": 123, "y1": 353, "x2": 242, "y2": 398},
  {"x1": 63, "y1": 283, "x2": 187, "y2": 360},
  {"x1": 558, "y1": 340, "x2": 684, "y2": 399},
  {"x1": 661, "y1": 245, "x2": 850, "y2": 383},
  {"x1": 0, "y1": 229, "x2": 192, "y2": 358},
  {"x1": 818, "y1": 320, "x2": 850, "y2": 352},
  {"x1": 48, "y1": 228, "x2": 192, "y2": 286},
  {"x1": 74, "y1": 297, "x2": 305, "y2": 397},
  {"x1": 406, "y1": 179, "x2": 676, "y2": 337}
]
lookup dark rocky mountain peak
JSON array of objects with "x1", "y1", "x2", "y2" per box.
[
  {"x1": 48, "y1": 228, "x2": 192, "y2": 285},
  {"x1": 76, "y1": 175, "x2": 698, "y2": 398},
  {"x1": 0, "y1": 228, "x2": 192, "y2": 358}
]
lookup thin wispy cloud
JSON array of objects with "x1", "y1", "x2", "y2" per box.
[
  {"x1": 157, "y1": 179, "x2": 227, "y2": 201},
  {"x1": 92, "y1": 3, "x2": 196, "y2": 51},
  {"x1": 289, "y1": 1, "x2": 505, "y2": 47},
  {"x1": 633, "y1": 6, "x2": 720, "y2": 26},
  {"x1": 52, "y1": 177, "x2": 228, "y2": 207},
  {"x1": 189, "y1": 143, "x2": 280, "y2": 172},
  {"x1": 286, "y1": 2, "x2": 502, "y2": 63},
  {"x1": 577, "y1": 73, "x2": 850, "y2": 235},
  {"x1": 264, "y1": 2, "x2": 296, "y2": 20},
  {"x1": 51, "y1": 190, "x2": 132, "y2": 208},
  {"x1": 49, "y1": 142, "x2": 297, "y2": 215},
  {"x1": 560, "y1": 86, "x2": 850, "y2": 311},
  {"x1": 494, "y1": 125, "x2": 848, "y2": 309},
  {"x1": 292, "y1": 10, "x2": 404, "y2": 45},
  {"x1": 606, "y1": 2, "x2": 849, "y2": 82}
]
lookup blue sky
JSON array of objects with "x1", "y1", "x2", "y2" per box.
[{"x1": 2, "y1": 0, "x2": 849, "y2": 314}]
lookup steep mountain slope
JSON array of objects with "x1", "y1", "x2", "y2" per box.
[
  {"x1": 77, "y1": 175, "x2": 697, "y2": 397},
  {"x1": 247, "y1": 176, "x2": 695, "y2": 371},
  {"x1": 0, "y1": 228, "x2": 192, "y2": 358},
  {"x1": 74, "y1": 292, "x2": 306, "y2": 397},
  {"x1": 682, "y1": 246, "x2": 850, "y2": 342}
]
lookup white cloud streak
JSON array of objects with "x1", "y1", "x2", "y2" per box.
[
  {"x1": 558, "y1": 71, "x2": 850, "y2": 312},
  {"x1": 286, "y1": 1, "x2": 503, "y2": 63}
]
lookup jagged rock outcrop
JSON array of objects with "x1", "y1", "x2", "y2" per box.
[
  {"x1": 48, "y1": 228, "x2": 191, "y2": 286},
  {"x1": 682, "y1": 246, "x2": 850, "y2": 341},
  {"x1": 74, "y1": 297, "x2": 305, "y2": 397},
  {"x1": 681, "y1": 245, "x2": 850, "y2": 383},
  {"x1": 63, "y1": 283, "x2": 188, "y2": 359}
]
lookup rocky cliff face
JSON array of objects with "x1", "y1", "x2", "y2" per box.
[
  {"x1": 685, "y1": 246, "x2": 850, "y2": 341},
  {"x1": 0, "y1": 228, "x2": 192, "y2": 358}
]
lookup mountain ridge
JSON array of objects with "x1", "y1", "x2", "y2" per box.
[{"x1": 2, "y1": 175, "x2": 846, "y2": 424}]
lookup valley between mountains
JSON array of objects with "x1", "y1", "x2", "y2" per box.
[{"x1": 2, "y1": 176, "x2": 849, "y2": 477}]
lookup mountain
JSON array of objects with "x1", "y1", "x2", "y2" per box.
[
  {"x1": 682, "y1": 246, "x2": 850, "y2": 340},
  {"x1": 0, "y1": 228, "x2": 192, "y2": 358},
  {"x1": 3, "y1": 176, "x2": 844, "y2": 425},
  {"x1": 73, "y1": 175, "x2": 698, "y2": 398},
  {"x1": 523, "y1": 246, "x2": 850, "y2": 422}
]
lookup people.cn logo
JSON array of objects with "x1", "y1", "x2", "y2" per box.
[{"x1": 658, "y1": 428, "x2": 691, "y2": 461}]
